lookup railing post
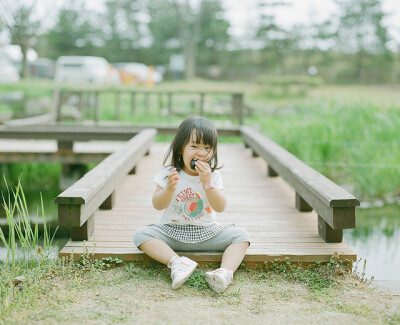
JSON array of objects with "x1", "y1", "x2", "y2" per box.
[
  {"x1": 100, "y1": 191, "x2": 115, "y2": 210},
  {"x1": 295, "y1": 192, "x2": 312, "y2": 211},
  {"x1": 115, "y1": 91, "x2": 121, "y2": 120},
  {"x1": 144, "y1": 93, "x2": 149, "y2": 112},
  {"x1": 267, "y1": 165, "x2": 278, "y2": 177},
  {"x1": 70, "y1": 214, "x2": 94, "y2": 241},
  {"x1": 94, "y1": 91, "x2": 100, "y2": 122},
  {"x1": 130, "y1": 92, "x2": 136, "y2": 117},
  {"x1": 318, "y1": 215, "x2": 343, "y2": 243},
  {"x1": 57, "y1": 141, "x2": 73, "y2": 151},
  {"x1": 199, "y1": 93, "x2": 205, "y2": 116},
  {"x1": 232, "y1": 93, "x2": 243, "y2": 125},
  {"x1": 167, "y1": 93, "x2": 173, "y2": 115},
  {"x1": 158, "y1": 93, "x2": 163, "y2": 114},
  {"x1": 54, "y1": 90, "x2": 62, "y2": 122}
]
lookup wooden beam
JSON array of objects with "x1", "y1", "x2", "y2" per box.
[{"x1": 0, "y1": 124, "x2": 241, "y2": 140}]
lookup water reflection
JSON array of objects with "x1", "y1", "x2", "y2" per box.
[
  {"x1": 344, "y1": 204, "x2": 400, "y2": 281},
  {"x1": 0, "y1": 189, "x2": 59, "y2": 221},
  {"x1": 0, "y1": 237, "x2": 69, "y2": 261}
]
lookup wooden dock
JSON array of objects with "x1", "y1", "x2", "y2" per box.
[{"x1": 59, "y1": 142, "x2": 356, "y2": 266}]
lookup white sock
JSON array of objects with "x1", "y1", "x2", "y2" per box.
[{"x1": 167, "y1": 255, "x2": 179, "y2": 268}]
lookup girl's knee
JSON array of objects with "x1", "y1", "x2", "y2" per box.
[
  {"x1": 232, "y1": 227, "x2": 250, "y2": 244},
  {"x1": 133, "y1": 227, "x2": 153, "y2": 247}
]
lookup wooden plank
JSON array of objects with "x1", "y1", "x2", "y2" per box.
[
  {"x1": 58, "y1": 142, "x2": 356, "y2": 264},
  {"x1": 0, "y1": 124, "x2": 240, "y2": 140},
  {"x1": 59, "y1": 247, "x2": 356, "y2": 264},
  {"x1": 77, "y1": 235, "x2": 325, "y2": 243}
]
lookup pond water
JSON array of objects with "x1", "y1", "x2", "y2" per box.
[{"x1": 344, "y1": 204, "x2": 400, "y2": 281}]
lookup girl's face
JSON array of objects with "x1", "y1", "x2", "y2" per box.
[{"x1": 181, "y1": 130, "x2": 213, "y2": 175}]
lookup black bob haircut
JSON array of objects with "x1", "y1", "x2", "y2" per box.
[{"x1": 163, "y1": 116, "x2": 220, "y2": 172}]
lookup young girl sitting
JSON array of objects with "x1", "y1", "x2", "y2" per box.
[{"x1": 133, "y1": 116, "x2": 250, "y2": 293}]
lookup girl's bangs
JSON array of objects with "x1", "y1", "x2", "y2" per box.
[{"x1": 193, "y1": 125, "x2": 217, "y2": 148}]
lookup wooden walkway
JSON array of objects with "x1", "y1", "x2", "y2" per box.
[{"x1": 59, "y1": 143, "x2": 356, "y2": 266}]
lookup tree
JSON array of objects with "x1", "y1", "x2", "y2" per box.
[
  {"x1": 43, "y1": 1, "x2": 99, "y2": 59},
  {"x1": 98, "y1": 0, "x2": 144, "y2": 62},
  {"x1": 0, "y1": 0, "x2": 57, "y2": 78},
  {"x1": 334, "y1": 0, "x2": 392, "y2": 80},
  {"x1": 255, "y1": 0, "x2": 293, "y2": 73},
  {"x1": 146, "y1": 0, "x2": 230, "y2": 79}
]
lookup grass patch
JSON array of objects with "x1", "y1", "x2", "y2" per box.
[
  {"x1": 1, "y1": 251, "x2": 398, "y2": 323},
  {"x1": 248, "y1": 97, "x2": 400, "y2": 201}
]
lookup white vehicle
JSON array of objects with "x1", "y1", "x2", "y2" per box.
[
  {"x1": 0, "y1": 59, "x2": 20, "y2": 83},
  {"x1": 54, "y1": 56, "x2": 120, "y2": 84}
]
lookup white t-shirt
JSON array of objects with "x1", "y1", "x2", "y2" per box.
[{"x1": 153, "y1": 166, "x2": 224, "y2": 226}]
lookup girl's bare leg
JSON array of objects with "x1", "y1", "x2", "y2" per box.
[
  {"x1": 139, "y1": 239, "x2": 179, "y2": 265},
  {"x1": 220, "y1": 242, "x2": 249, "y2": 272}
]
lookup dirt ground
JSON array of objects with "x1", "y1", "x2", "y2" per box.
[{"x1": 1, "y1": 263, "x2": 400, "y2": 325}]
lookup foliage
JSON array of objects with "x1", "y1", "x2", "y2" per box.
[
  {"x1": 257, "y1": 74, "x2": 324, "y2": 97},
  {"x1": 0, "y1": 177, "x2": 58, "y2": 315},
  {"x1": 146, "y1": 0, "x2": 230, "y2": 78},
  {"x1": 334, "y1": 0, "x2": 393, "y2": 81},
  {"x1": 262, "y1": 255, "x2": 364, "y2": 291},
  {"x1": 0, "y1": 0, "x2": 58, "y2": 77},
  {"x1": 42, "y1": 1, "x2": 99, "y2": 59},
  {"x1": 0, "y1": 177, "x2": 57, "y2": 271},
  {"x1": 250, "y1": 95, "x2": 400, "y2": 201},
  {"x1": 186, "y1": 270, "x2": 208, "y2": 290}
]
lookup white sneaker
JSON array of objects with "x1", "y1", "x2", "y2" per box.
[
  {"x1": 205, "y1": 268, "x2": 233, "y2": 293},
  {"x1": 169, "y1": 256, "x2": 198, "y2": 290}
]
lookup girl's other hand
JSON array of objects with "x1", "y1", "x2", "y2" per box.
[
  {"x1": 195, "y1": 160, "x2": 212, "y2": 185},
  {"x1": 166, "y1": 168, "x2": 179, "y2": 192}
]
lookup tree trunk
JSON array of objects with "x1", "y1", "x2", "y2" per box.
[
  {"x1": 356, "y1": 50, "x2": 364, "y2": 82},
  {"x1": 184, "y1": 42, "x2": 197, "y2": 79},
  {"x1": 21, "y1": 43, "x2": 30, "y2": 79}
]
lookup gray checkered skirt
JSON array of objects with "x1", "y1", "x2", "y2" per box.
[{"x1": 150, "y1": 223, "x2": 234, "y2": 243}]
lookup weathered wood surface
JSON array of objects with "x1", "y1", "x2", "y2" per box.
[
  {"x1": 0, "y1": 124, "x2": 241, "y2": 140},
  {"x1": 0, "y1": 139, "x2": 126, "y2": 163},
  {"x1": 0, "y1": 125, "x2": 239, "y2": 163},
  {"x1": 241, "y1": 126, "x2": 360, "y2": 242},
  {"x1": 59, "y1": 142, "x2": 357, "y2": 265},
  {"x1": 55, "y1": 129, "x2": 157, "y2": 240}
]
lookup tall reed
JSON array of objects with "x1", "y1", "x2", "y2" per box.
[{"x1": 0, "y1": 176, "x2": 58, "y2": 272}]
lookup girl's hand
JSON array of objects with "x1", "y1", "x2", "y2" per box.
[
  {"x1": 195, "y1": 160, "x2": 212, "y2": 186},
  {"x1": 166, "y1": 168, "x2": 179, "y2": 193}
]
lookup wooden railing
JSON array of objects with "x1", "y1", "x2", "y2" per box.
[
  {"x1": 52, "y1": 88, "x2": 245, "y2": 124},
  {"x1": 54, "y1": 128, "x2": 157, "y2": 240},
  {"x1": 0, "y1": 124, "x2": 240, "y2": 163},
  {"x1": 241, "y1": 126, "x2": 360, "y2": 243}
]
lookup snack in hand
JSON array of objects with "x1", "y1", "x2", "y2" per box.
[{"x1": 190, "y1": 159, "x2": 197, "y2": 170}]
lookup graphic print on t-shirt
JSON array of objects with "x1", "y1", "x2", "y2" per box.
[{"x1": 175, "y1": 187, "x2": 211, "y2": 221}]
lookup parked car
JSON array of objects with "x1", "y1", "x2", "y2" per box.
[
  {"x1": 113, "y1": 62, "x2": 163, "y2": 84},
  {"x1": 0, "y1": 59, "x2": 20, "y2": 83},
  {"x1": 54, "y1": 56, "x2": 120, "y2": 84}
]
